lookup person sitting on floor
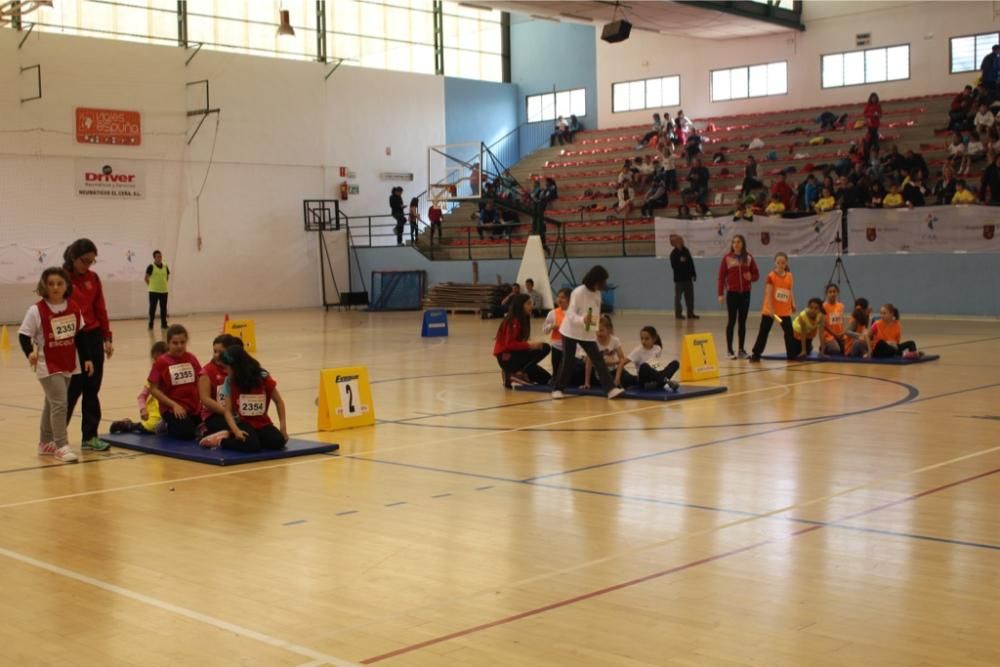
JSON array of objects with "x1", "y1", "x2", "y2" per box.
[{"x1": 493, "y1": 293, "x2": 551, "y2": 388}]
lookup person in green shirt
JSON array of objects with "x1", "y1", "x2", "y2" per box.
[{"x1": 145, "y1": 250, "x2": 170, "y2": 330}]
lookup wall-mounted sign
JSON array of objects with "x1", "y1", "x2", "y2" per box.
[
  {"x1": 76, "y1": 107, "x2": 142, "y2": 146},
  {"x1": 380, "y1": 172, "x2": 413, "y2": 181},
  {"x1": 75, "y1": 159, "x2": 145, "y2": 199},
  {"x1": 348, "y1": 184, "x2": 360, "y2": 195}
]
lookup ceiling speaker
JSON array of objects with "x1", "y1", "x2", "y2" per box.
[{"x1": 601, "y1": 19, "x2": 632, "y2": 44}]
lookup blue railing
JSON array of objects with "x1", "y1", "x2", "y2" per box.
[{"x1": 487, "y1": 121, "x2": 556, "y2": 169}]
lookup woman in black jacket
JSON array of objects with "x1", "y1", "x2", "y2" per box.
[{"x1": 669, "y1": 235, "x2": 698, "y2": 319}]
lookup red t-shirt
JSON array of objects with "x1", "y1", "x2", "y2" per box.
[
  {"x1": 228, "y1": 373, "x2": 278, "y2": 429},
  {"x1": 493, "y1": 318, "x2": 532, "y2": 356},
  {"x1": 68, "y1": 269, "x2": 112, "y2": 340},
  {"x1": 199, "y1": 360, "x2": 229, "y2": 419},
  {"x1": 428, "y1": 206, "x2": 443, "y2": 224},
  {"x1": 149, "y1": 352, "x2": 203, "y2": 415}
]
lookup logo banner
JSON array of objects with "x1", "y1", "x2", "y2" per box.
[
  {"x1": 654, "y1": 212, "x2": 843, "y2": 258},
  {"x1": 848, "y1": 205, "x2": 1000, "y2": 254},
  {"x1": 76, "y1": 108, "x2": 142, "y2": 146},
  {"x1": 75, "y1": 160, "x2": 145, "y2": 199}
]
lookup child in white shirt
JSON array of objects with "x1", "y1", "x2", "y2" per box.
[{"x1": 626, "y1": 326, "x2": 681, "y2": 391}]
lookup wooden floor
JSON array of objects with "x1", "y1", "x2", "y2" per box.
[{"x1": 1, "y1": 309, "x2": 999, "y2": 667}]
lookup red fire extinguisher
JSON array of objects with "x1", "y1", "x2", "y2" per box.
[{"x1": 339, "y1": 181, "x2": 349, "y2": 201}]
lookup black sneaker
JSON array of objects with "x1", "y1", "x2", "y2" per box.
[
  {"x1": 688, "y1": 314, "x2": 700, "y2": 319},
  {"x1": 110, "y1": 419, "x2": 132, "y2": 434},
  {"x1": 749, "y1": 355, "x2": 761, "y2": 363},
  {"x1": 676, "y1": 314, "x2": 686, "y2": 319}
]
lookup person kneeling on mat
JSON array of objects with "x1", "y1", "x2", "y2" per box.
[
  {"x1": 625, "y1": 326, "x2": 680, "y2": 392},
  {"x1": 494, "y1": 293, "x2": 551, "y2": 388},
  {"x1": 202, "y1": 346, "x2": 289, "y2": 451},
  {"x1": 197, "y1": 334, "x2": 245, "y2": 439},
  {"x1": 148, "y1": 324, "x2": 204, "y2": 440},
  {"x1": 789, "y1": 299, "x2": 825, "y2": 359},
  {"x1": 110, "y1": 341, "x2": 168, "y2": 435}
]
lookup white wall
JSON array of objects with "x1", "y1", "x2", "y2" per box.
[
  {"x1": 597, "y1": 1, "x2": 1000, "y2": 128},
  {"x1": 0, "y1": 28, "x2": 444, "y2": 323}
]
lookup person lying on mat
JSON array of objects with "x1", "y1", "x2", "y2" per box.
[
  {"x1": 201, "y1": 346, "x2": 289, "y2": 452},
  {"x1": 820, "y1": 284, "x2": 847, "y2": 356},
  {"x1": 494, "y1": 293, "x2": 551, "y2": 388},
  {"x1": 110, "y1": 341, "x2": 168, "y2": 435},
  {"x1": 789, "y1": 299, "x2": 825, "y2": 359},
  {"x1": 198, "y1": 334, "x2": 245, "y2": 438},
  {"x1": 869, "y1": 304, "x2": 922, "y2": 359},
  {"x1": 148, "y1": 324, "x2": 204, "y2": 440},
  {"x1": 625, "y1": 325, "x2": 680, "y2": 392},
  {"x1": 844, "y1": 298, "x2": 873, "y2": 358}
]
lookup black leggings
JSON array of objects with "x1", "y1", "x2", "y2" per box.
[
  {"x1": 66, "y1": 329, "x2": 105, "y2": 441},
  {"x1": 787, "y1": 335, "x2": 815, "y2": 358},
  {"x1": 636, "y1": 361, "x2": 680, "y2": 387},
  {"x1": 725, "y1": 291, "x2": 752, "y2": 354},
  {"x1": 496, "y1": 345, "x2": 552, "y2": 385},
  {"x1": 222, "y1": 422, "x2": 287, "y2": 452},
  {"x1": 162, "y1": 411, "x2": 201, "y2": 440},
  {"x1": 148, "y1": 292, "x2": 168, "y2": 328},
  {"x1": 751, "y1": 315, "x2": 795, "y2": 359},
  {"x1": 872, "y1": 340, "x2": 917, "y2": 358},
  {"x1": 555, "y1": 337, "x2": 614, "y2": 392}
]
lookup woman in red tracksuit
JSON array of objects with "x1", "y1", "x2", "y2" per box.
[
  {"x1": 717, "y1": 234, "x2": 760, "y2": 359},
  {"x1": 63, "y1": 238, "x2": 113, "y2": 452},
  {"x1": 493, "y1": 293, "x2": 551, "y2": 388},
  {"x1": 863, "y1": 92, "x2": 882, "y2": 160}
]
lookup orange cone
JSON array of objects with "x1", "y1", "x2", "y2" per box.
[{"x1": 221, "y1": 313, "x2": 230, "y2": 333}]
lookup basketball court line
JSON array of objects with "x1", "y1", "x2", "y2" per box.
[
  {"x1": 0, "y1": 545, "x2": 360, "y2": 667},
  {"x1": 359, "y1": 465, "x2": 1000, "y2": 664}
]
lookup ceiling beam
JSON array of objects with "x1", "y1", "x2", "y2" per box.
[{"x1": 677, "y1": 0, "x2": 805, "y2": 32}]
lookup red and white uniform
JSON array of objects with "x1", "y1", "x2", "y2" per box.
[
  {"x1": 227, "y1": 373, "x2": 278, "y2": 430},
  {"x1": 18, "y1": 299, "x2": 86, "y2": 379},
  {"x1": 149, "y1": 352, "x2": 203, "y2": 415},
  {"x1": 199, "y1": 360, "x2": 229, "y2": 419}
]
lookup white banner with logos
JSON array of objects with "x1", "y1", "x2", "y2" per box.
[
  {"x1": 654, "y1": 212, "x2": 843, "y2": 258},
  {"x1": 847, "y1": 205, "x2": 1000, "y2": 254},
  {"x1": 0, "y1": 240, "x2": 150, "y2": 284},
  {"x1": 75, "y1": 159, "x2": 145, "y2": 199}
]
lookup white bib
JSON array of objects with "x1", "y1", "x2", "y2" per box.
[
  {"x1": 774, "y1": 288, "x2": 791, "y2": 303},
  {"x1": 168, "y1": 363, "x2": 196, "y2": 386},
  {"x1": 51, "y1": 314, "x2": 78, "y2": 341},
  {"x1": 829, "y1": 312, "x2": 843, "y2": 326},
  {"x1": 239, "y1": 394, "x2": 266, "y2": 417}
]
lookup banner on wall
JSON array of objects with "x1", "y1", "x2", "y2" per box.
[
  {"x1": 76, "y1": 107, "x2": 142, "y2": 146},
  {"x1": 654, "y1": 212, "x2": 843, "y2": 258},
  {"x1": 0, "y1": 240, "x2": 150, "y2": 285},
  {"x1": 75, "y1": 159, "x2": 146, "y2": 199},
  {"x1": 847, "y1": 205, "x2": 1000, "y2": 254}
]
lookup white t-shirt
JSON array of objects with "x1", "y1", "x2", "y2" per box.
[
  {"x1": 975, "y1": 111, "x2": 995, "y2": 127},
  {"x1": 628, "y1": 344, "x2": 662, "y2": 367},
  {"x1": 597, "y1": 335, "x2": 623, "y2": 371},
  {"x1": 559, "y1": 285, "x2": 603, "y2": 342},
  {"x1": 948, "y1": 143, "x2": 966, "y2": 157},
  {"x1": 542, "y1": 309, "x2": 562, "y2": 350},
  {"x1": 967, "y1": 140, "x2": 985, "y2": 156},
  {"x1": 18, "y1": 301, "x2": 85, "y2": 379}
]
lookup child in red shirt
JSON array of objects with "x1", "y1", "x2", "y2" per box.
[
  {"x1": 148, "y1": 324, "x2": 203, "y2": 439},
  {"x1": 208, "y1": 346, "x2": 288, "y2": 452}
]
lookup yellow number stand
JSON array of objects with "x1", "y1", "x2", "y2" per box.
[
  {"x1": 679, "y1": 333, "x2": 720, "y2": 382},
  {"x1": 224, "y1": 319, "x2": 257, "y2": 353},
  {"x1": 318, "y1": 366, "x2": 375, "y2": 431}
]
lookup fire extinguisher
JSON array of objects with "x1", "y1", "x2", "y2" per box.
[{"x1": 339, "y1": 181, "x2": 349, "y2": 201}]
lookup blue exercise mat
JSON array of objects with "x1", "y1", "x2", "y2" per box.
[
  {"x1": 101, "y1": 432, "x2": 339, "y2": 466},
  {"x1": 760, "y1": 353, "x2": 940, "y2": 365},
  {"x1": 514, "y1": 383, "x2": 727, "y2": 401}
]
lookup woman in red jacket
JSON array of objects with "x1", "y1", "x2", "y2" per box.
[
  {"x1": 494, "y1": 293, "x2": 551, "y2": 388},
  {"x1": 63, "y1": 239, "x2": 113, "y2": 452},
  {"x1": 863, "y1": 92, "x2": 882, "y2": 160},
  {"x1": 716, "y1": 234, "x2": 760, "y2": 359}
]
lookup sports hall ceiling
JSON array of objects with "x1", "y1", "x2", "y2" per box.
[{"x1": 474, "y1": 1, "x2": 801, "y2": 38}]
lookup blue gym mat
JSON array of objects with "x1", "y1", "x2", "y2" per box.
[
  {"x1": 100, "y1": 432, "x2": 339, "y2": 466},
  {"x1": 760, "y1": 353, "x2": 940, "y2": 365},
  {"x1": 514, "y1": 383, "x2": 727, "y2": 401}
]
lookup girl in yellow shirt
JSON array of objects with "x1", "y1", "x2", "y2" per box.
[
  {"x1": 952, "y1": 181, "x2": 976, "y2": 204},
  {"x1": 814, "y1": 187, "x2": 836, "y2": 212},
  {"x1": 882, "y1": 183, "x2": 904, "y2": 208}
]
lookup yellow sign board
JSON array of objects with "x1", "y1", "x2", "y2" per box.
[
  {"x1": 679, "y1": 332, "x2": 720, "y2": 382},
  {"x1": 318, "y1": 366, "x2": 375, "y2": 431},
  {"x1": 224, "y1": 319, "x2": 256, "y2": 353}
]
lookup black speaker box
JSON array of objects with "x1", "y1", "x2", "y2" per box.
[{"x1": 601, "y1": 19, "x2": 632, "y2": 43}]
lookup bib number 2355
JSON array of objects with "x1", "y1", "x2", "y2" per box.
[{"x1": 169, "y1": 363, "x2": 195, "y2": 385}]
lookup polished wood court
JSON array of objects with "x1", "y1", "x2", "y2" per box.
[{"x1": 1, "y1": 309, "x2": 998, "y2": 666}]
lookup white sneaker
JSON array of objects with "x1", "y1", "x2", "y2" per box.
[
  {"x1": 607, "y1": 387, "x2": 626, "y2": 399},
  {"x1": 38, "y1": 441, "x2": 57, "y2": 456},
  {"x1": 664, "y1": 380, "x2": 680, "y2": 393},
  {"x1": 53, "y1": 446, "x2": 78, "y2": 463},
  {"x1": 551, "y1": 390, "x2": 565, "y2": 399}
]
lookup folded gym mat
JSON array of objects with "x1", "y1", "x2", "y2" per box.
[
  {"x1": 759, "y1": 353, "x2": 940, "y2": 365},
  {"x1": 101, "y1": 432, "x2": 339, "y2": 466},
  {"x1": 514, "y1": 383, "x2": 727, "y2": 401}
]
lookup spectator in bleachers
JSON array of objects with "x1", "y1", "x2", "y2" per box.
[
  {"x1": 981, "y1": 44, "x2": 1000, "y2": 92},
  {"x1": 765, "y1": 193, "x2": 786, "y2": 216},
  {"x1": 948, "y1": 133, "x2": 967, "y2": 173},
  {"x1": 869, "y1": 180, "x2": 886, "y2": 208},
  {"x1": 863, "y1": 92, "x2": 882, "y2": 160},
  {"x1": 640, "y1": 174, "x2": 668, "y2": 217},
  {"x1": 882, "y1": 183, "x2": 904, "y2": 208},
  {"x1": 660, "y1": 112, "x2": 676, "y2": 146},
  {"x1": 966, "y1": 131, "x2": 987, "y2": 174},
  {"x1": 902, "y1": 172, "x2": 927, "y2": 208},
  {"x1": 800, "y1": 173, "x2": 819, "y2": 211},
  {"x1": 741, "y1": 155, "x2": 763, "y2": 194},
  {"x1": 674, "y1": 110, "x2": 691, "y2": 147},
  {"x1": 817, "y1": 111, "x2": 848, "y2": 132},
  {"x1": 676, "y1": 204, "x2": 693, "y2": 219},
  {"x1": 479, "y1": 199, "x2": 499, "y2": 239},
  {"x1": 427, "y1": 199, "x2": 443, "y2": 242},
  {"x1": 468, "y1": 163, "x2": 481, "y2": 196},
  {"x1": 637, "y1": 113, "x2": 662, "y2": 149},
  {"x1": 770, "y1": 172, "x2": 794, "y2": 211},
  {"x1": 567, "y1": 115, "x2": 582, "y2": 143},
  {"x1": 974, "y1": 103, "x2": 995, "y2": 138},
  {"x1": 933, "y1": 163, "x2": 958, "y2": 205},
  {"x1": 617, "y1": 160, "x2": 634, "y2": 187},
  {"x1": 979, "y1": 154, "x2": 1000, "y2": 204},
  {"x1": 551, "y1": 116, "x2": 570, "y2": 147},
  {"x1": 814, "y1": 187, "x2": 836, "y2": 212},
  {"x1": 683, "y1": 158, "x2": 711, "y2": 216},
  {"x1": 946, "y1": 85, "x2": 975, "y2": 132},
  {"x1": 659, "y1": 142, "x2": 679, "y2": 191},
  {"x1": 684, "y1": 128, "x2": 704, "y2": 166},
  {"x1": 634, "y1": 155, "x2": 655, "y2": 188},
  {"x1": 903, "y1": 149, "x2": 928, "y2": 180},
  {"x1": 880, "y1": 143, "x2": 905, "y2": 178},
  {"x1": 952, "y1": 180, "x2": 976, "y2": 204},
  {"x1": 616, "y1": 183, "x2": 635, "y2": 216}
]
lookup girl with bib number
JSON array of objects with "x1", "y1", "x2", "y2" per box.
[
  {"x1": 820, "y1": 284, "x2": 847, "y2": 355},
  {"x1": 148, "y1": 324, "x2": 203, "y2": 439},
  {"x1": 18, "y1": 267, "x2": 94, "y2": 463},
  {"x1": 749, "y1": 252, "x2": 795, "y2": 362},
  {"x1": 211, "y1": 346, "x2": 288, "y2": 452}
]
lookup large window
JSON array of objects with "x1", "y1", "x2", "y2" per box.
[
  {"x1": 951, "y1": 33, "x2": 999, "y2": 74},
  {"x1": 526, "y1": 88, "x2": 586, "y2": 123},
  {"x1": 611, "y1": 75, "x2": 680, "y2": 113},
  {"x1": 710, "y1": 62, "x2": 786, "y2": 102},
  {"x1": 821, "y1": 45, "x2": 909, "y2": 89}
]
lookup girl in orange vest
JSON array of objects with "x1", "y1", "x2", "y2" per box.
[
  {"x1": 749, "y1": 252, "x2": 795, "y2": 361},
  {"x1": 844, "y1": 298, "x2": 873, "y2": 358},
  {"x1": 870, "y1": 304, "x2": 920, "y2": 358},
  {"x1": 820, "y1": 283, "x2": 847, "y2": 355},
  {"x1": 542, "y1": 288, "x2": 571, "y2": 378}
]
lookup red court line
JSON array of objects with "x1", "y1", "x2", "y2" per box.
[{"x1": 361, "y1": 466, "x2": 1000, "y2": 664}]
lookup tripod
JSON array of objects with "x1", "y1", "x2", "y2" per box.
[{"x1": 826, "y1": 254, "x2": 856, "y2": 303}]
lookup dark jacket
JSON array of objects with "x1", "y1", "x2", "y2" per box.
[
  {"x1": 389, "y1": 194, "x2": 404, "y2": 216},
  {"x1": 670, "y1": 246, "x2": 696, "y2": 283},
  {"x1": 902, "y1": 181, "x2": 927, "y2": 207}
]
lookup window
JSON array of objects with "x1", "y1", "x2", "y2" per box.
[
  {"x1": 710, "y1": 62, "x2": 786, "y2": 102},
  {"x1": 526, "y1": 88, "x2": 586, "y2": 123},
  {"x1": 611, "y1": 75, "x2": 680, "y2": 113},
  {"x1": 821, "y1": 45, "x2": 909, "y2": 89},
  {"x1": 951, "y1": 33, "x2": 1000, "y2": 74}
]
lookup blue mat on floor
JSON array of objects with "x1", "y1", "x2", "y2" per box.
[
  {"x1": 100, "y1": 432, "x2": 339, "y2": 466},
  {"x1": 514, "y1": 383, "x2": 727, "y2": 401},
  {"x1": 760, "y1": 353, "x2": 940, "y2": 365}
]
